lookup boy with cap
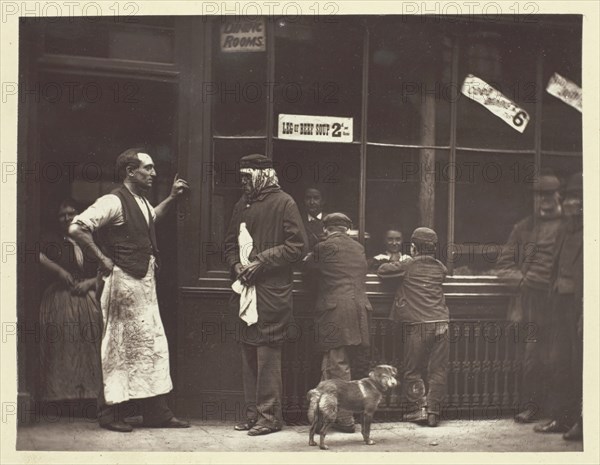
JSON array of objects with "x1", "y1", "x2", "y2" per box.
[
  {"x1": 304, "y1": 212, "x2": 372, "y2": 433},
  {"x1": 377, "y1": 227, "x2": 449, "y2": 427}
]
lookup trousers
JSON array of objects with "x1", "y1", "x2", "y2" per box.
[
  {"x1": 547, "y1": 293, "x2": 582, "y2": 425},
  {"x1": 402, "y1": 322, "x2": 449, "y2": 415},
  {"x1": 519, "y1": 286, "x2": 554, "y2": 412},
  {"x1": 240, "y1": 343, "x2": 283, "y2": 428}
]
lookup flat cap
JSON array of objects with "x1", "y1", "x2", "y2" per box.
[
  {"x1": 239, "y1": 154, "x2": 273, "y2": 169},
  {"x1": 323, "y1": 212, "x2": 353, "y2": 229},
  {"x1": 532, "y1": 173, "x2": 560, "y2": 192},
  {"x1": 411, "y1": 227, "x2": 438, "y2": 244},
  {"x1": 565, "y1": 172, "x2": 582, "y2": 193}
]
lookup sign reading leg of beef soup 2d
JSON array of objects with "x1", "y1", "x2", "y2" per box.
[
  {"x1": 278, "y1": 114, "x2": 353, "y2": 143},
  {"x1": 221, "y1": 18, "x2": 265, "y2": 52},
  {"x1": 461, "y1": 74, "x2": 530, "y2": 133}
]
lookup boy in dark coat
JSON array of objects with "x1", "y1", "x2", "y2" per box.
[
  {"x1": 224, "y1": 154, "x2": 307, "y2": 436},
  {"x1": 304, "y1": 212, "x2": 372, "y2": 432},
  {"x1": 377, "y1": 227, "x2": 449, "y2": 427}
]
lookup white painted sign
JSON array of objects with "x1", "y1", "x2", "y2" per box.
[
  {"x1": 461, "y1": 74, "x2": 530, "y2": 133},
  {"x1": 278, "y1": 114, "x2": 353, "y2": 143},
  {"x1": 546, "y1": 73, "x2": 582, "y2": 113},
  {"x1": 221, "y1": 18, "x2": 265, "y2": 53}
]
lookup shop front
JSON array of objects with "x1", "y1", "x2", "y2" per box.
[{"x1": 18, "y1": 14, "x2": 582, "y2": 421}]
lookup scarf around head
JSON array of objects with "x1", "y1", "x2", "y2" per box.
[{"x1": 241, "y1": 167, "x2": 280, "y2": 203}]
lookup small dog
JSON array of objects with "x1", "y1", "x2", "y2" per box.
[{"x1": 307, "y1": 364, "x2": 398, "y2": 450}]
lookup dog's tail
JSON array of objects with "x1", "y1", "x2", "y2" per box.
[{"x1": 307, "y1": 389, "x2": 324, "y2": 433}]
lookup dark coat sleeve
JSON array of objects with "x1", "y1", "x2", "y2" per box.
[
  {"x1": 495, "y1": 217, "x2": 533, "y2": 282},
  {"x1": 255, "y1": 198, "x2": 307, "y2": 269}
]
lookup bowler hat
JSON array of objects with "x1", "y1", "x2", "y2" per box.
[
  {"x1": 239, "y1": 154, "x2": 273, "y2": 169},
  {"x1": 411, "y1": 227, "x2": 438, "y2": 244},
  {"x1": 323, "y1": 212, "x2": 353, "y2": 229},
  {"x1": 565, "y1": 172, "x2": 582, "y2": 193}
]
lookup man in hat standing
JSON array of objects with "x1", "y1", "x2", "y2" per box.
[
  {"x1": 377, "y1": 227, "x2": 449, "y2": 427},
  {"x1": 69, "y1": 147, "x2": 190, "y2": 432},
  {"x1": 496, "y1": 170, "x2": 564, "y2": 423},
  {"x1": 304, "y1": 212, "x2": 372, "y2": 432},
  {"x1": 534, "y1": 172, "x2": 583, "y2": 439},
  {"x1": 224, "y1": 154, "x2": 306, "y2": 436}
]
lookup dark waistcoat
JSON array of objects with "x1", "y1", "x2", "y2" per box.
[{"x1": 98, "y1": 185, "x2": 159, "y2": 279}]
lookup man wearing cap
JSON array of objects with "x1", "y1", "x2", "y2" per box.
[
  {"x1": 304, "y1": 212, "x2": 372, "y2": 433},
  {"x1": 377, "y1": 227, "x2": 449, "y2": 427},
  {"x1": 534, "y1": 172, "x2": 583, "y2": 439},
  {"x1": 69, "y1": 147, "x2": 190, "y2": 432},
  {"x1": 224, "y1": 154, "x2": 306, "y2": 436},
  {"x1": 496, "y1": 170, "x2": 564, "y2": 424}
]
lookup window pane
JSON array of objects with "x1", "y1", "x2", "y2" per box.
[
  {"x1": 42, "y1": 17, "x2": 175, "y2": 62},
  {"x1": 453, "y1": 152, "x2": 534, "y2": 275},
  {"x1": 368, "y1": 17, "x2": 452, "y2": 146},
  {"x1": 212, "y1": 19, "x2": 267, "y2": 136},
  {"x1": 541, "y1": 154, "x2": 583, "y2": 193},
  {"x1": 274, "y1": 18, "x2": 362, "y2": 141},
  {"x1": 365, "y1": 146, "x2": 449, "y2": 260},
  {"x1": 272, "y1": 140, "x2": 360, "y2": 232},
  {"x1": 456, "y1": 23, "x2": 537, "y2": 150},
  {"x1": 207, "y1": 138, "x2": 267, "y2": 270},
  {"x1": 541, "y1": 22, "x2": 582, "y2": 152}
]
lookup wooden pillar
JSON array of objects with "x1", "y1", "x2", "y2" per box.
[{"x1": 419, "y1": 88, "x2": 436, "y2": 228}]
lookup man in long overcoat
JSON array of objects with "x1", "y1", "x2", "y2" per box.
[
  {"x1": 534, "y1": 172, "x2": 583, "y2": 439},
  {"x1": 304, "y1": 212, "x2": 372, "y2": 432},
  {"x1": 496, "y1": 171, "x2": 563, "y2": 423},
  {"x1": 224, "y1": 154, "x2": 306, "y2": 436}
]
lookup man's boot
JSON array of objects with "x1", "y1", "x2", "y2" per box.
[{"x1": 563, "y1": 419, "x2": 583, "y2": 441}]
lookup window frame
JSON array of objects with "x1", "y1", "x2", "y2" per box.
[{"x1": 199, "y1": 15, "x2": 583, "y2": 281}]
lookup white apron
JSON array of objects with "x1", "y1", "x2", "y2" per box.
[{"x1": 100, "y1": 256, "x2": 172, "y2": 405}]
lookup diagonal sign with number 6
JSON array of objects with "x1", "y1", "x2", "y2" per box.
[{"x1": 461, "y1": 74, "x2": 530, "y2": 133}]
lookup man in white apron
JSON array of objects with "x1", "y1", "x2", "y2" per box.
[{"x1": 70, "y1": 147, "x2": 189, "y2": 432}]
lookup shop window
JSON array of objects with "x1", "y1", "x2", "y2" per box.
[
  {"x1": 453, "y1": 152, "x2": 534, "y2": 275},
  {"x1": 365, "y1": 146, "x2": 449, "y2": 260},
  {"x1": 212, "y1": 19, "x2": 267, "y2": 136},
  {"x1": 541, "y1": 24, "x2": 582, "y2": 152},
  {"x1": 368, "y1": 18, "x2": 452, "y2": 146},
  {"x1": 272, "y1": 140, "x2": 360, "y2": 227},
  {"x1": 274, "y1": 18, "x2": 363, "y2": 140},
  {"x1": 456, "y1": 23, "x2": 537, "y2": 150}
]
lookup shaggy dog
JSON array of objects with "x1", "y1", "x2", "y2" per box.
[{"x1": 307, "y1": 364, "x2": 398, "y2": 450}]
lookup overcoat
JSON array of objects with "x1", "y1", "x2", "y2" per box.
[
  {"x1": 224, "y1": 187, "x2": 307, "y2": 345},
  {"x1": 304, "y1": 232, "x2": 372, "y2": 351}
]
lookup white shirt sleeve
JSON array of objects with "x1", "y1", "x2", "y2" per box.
[{"x1": 72, "y1": 194, "x2": 124, "y2": 232}]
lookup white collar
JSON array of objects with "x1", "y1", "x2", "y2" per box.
[{"x1": 308, "y1": 212, "x2": 322, "y2": 221}]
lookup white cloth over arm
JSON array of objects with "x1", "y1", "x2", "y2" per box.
[{"x1": 231, "y1": 222, "x2": 258, "y2": 326}]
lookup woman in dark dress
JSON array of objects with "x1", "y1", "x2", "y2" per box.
[{"x1": 39, "y1": 198, "x2": 102, "y2": 401}]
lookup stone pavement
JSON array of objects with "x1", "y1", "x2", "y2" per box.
[{"x1": 16, "y1": 417, "x2": 584, "y2": 452}]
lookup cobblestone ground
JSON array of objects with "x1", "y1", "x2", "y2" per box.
[{"x1": 16, "y1": 417, "x2": 584, "y2": 452}]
